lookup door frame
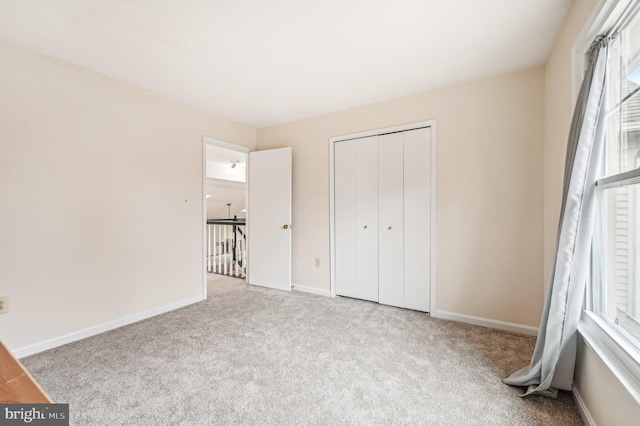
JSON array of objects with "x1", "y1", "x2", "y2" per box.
[
  {"x1": 202, "y1": 136, "x2": 251, "y2": 299},
  {"x1": 328, "y1": 120, "x2": 437, "y2": 315}
]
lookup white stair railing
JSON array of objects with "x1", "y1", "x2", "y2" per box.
[{"x1": 206, "y1": 218, "x2": 246, "y2": 278}]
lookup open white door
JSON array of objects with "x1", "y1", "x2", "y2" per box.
[{"x1": 247, "y1": 147, "x2": 292, "y2": 291}]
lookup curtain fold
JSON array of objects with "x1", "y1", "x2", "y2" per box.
[{"x1": 503, "y1": 35, "x2": 610, "y2": 398}]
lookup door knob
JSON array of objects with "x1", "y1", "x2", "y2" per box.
[
  {"x1": 388, "y1": 226, "x2": 392, "y2": 230},
  {"x1": 283, "y1": 224, "x2": 289, "y2": 229},
  {"x1": 363, "y1": 225, "x2": 368, "y2": 229}
]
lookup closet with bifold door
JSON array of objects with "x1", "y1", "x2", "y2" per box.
[{"x1": 334, "y1": 126, "x2": 431, "y2": 312}]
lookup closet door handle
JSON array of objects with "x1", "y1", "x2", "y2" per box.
[
  {"x1": 363, "y1": 225, "x2": 367, "y2": 229},
  {"x1": 388, "y1": 226, "x2": 392, "y2": 230}
]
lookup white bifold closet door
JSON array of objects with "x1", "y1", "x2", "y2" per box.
[
  {"x1": 334, "y1": 127, "x2": 431, "y2": 312},
  {"x1": 403, "y1": 128, "x2": 431, "y2": 312},
  {"x1": 378, "y1": 132, "x2": 405, "y2": 308},
  {"x1": 335, "y1": 136, "x2": 378, "y2": 302},
  {"x1": 334, "y1": 140, "x2": 357, "y2": 298}
]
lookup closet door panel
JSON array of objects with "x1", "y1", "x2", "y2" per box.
[
  {"x1": 403, "y1": 128, "x2": 431, "y2": 312},
  {"x1": 378, "y1": 133, "x2": 405, "y2": 308},
  {"x1": 334, "y1": 140, "x2": 357, "y2": 298},
  {"x1": 355, "y1": 137, "x2": 379, "y2": 301}
]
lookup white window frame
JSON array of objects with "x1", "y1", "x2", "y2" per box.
[{"x1": 574, "y1": 0, "x2": 640, "y2": 404}]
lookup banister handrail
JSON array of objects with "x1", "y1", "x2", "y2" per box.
[{"x1": 206, "y1": 218, "x2": 246, "y2": 225}]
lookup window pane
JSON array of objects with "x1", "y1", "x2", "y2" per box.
[
  {"x1": 621, "y1": 90, "x2": 640, "y2": 172},
  {"x1": 596, "y1": 183, "x2": 640, "y2": 343},
  {"x1": 604, "y1": 106, "x2": 622, "y2": 176},
  {"x1": 622, "y1": 10, "x2": 640, "y2": 97},
  {"x1": 619, "y1": 10, "x2": 640, "y2": 174}
]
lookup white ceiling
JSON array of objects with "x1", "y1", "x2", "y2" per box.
[
  {"x1": 206, "y1": 178, "x2": 246, "y2": 219},
  {"x1": 206, "y1": 144, "x2": 246, "y2": 166},
  {"x1": 0, "y1": 0, "x2": 571, "y2": 128},
  {"x1": 206, "y1": 145, "x2": 247, "y2": 182}
]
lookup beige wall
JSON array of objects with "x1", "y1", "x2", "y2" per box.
[
  {"x1": 574, "y1": 336, "x2": 640, "y2": 424},
  {"x1": 0, "y1": 39, "x2": 255, "y2": 352},
  {"x1": 258, "y1": 66, "x2": 545, "y2": 327}
]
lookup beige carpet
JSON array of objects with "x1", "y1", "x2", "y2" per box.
[{"x1": 22, "y1": 275, "x2": 583, "y2": 425}]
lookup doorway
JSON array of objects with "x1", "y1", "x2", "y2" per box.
[
  {"x1": 203, "y1": 137, "x2": 250, "y2": 297},
  {"x1": 202, "y1": 137, "x2": 294, "y2": 298}
]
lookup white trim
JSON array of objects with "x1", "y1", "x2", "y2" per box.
[
  {"x1": 578, "y1": 311, "x2": 640, "y2": 405},
  {"x1": 245, "y1": 149, "x2": 251, "y2": 285},
  {"x1": 572, "y1": 0, "x2": 633, "y2": 101},
  {"x1": 329, "y1": 135, "x2": 337, "y2": 297},
  {"x1": 572, "y1": 385, "x2": 597, "y2": 426},
  {"x1": 434, "y1": 310, "x2": 539, "y2": 336},
  {"x1": 291, "y1": 283, "x2": 331, "y2": 297},
  {"x1": 596, "y1": 167, "x2": 640, "y2": 189},
  {"x1": 429, "y1": 122, "x2": 437, "y2": 315},
  {"x1": 203, "y1": 136, "x2": 251, "y2": 153},
  {"x1": 13, "y1": 295, "x2": 204, "y2": 359},
  {"x1": 328, "y1": 120, "x2": 437, "y2": 317},
  {"x1": 202, "y1": 139, "x2": 208, "y2": 300},
  {"x1": 328, "y1": 121, "x2": 434, "y2": 144}
]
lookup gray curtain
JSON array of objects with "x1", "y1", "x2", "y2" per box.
[{"x1": 504, "y1": 35, "x2": 609, "y2": 398}]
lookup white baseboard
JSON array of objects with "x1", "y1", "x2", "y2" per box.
[
  {"x1": 434, "y1": 310, "x2": 538, "y2": 336},
  {"x1": 291, "y1": 283, "x2": 331, "y2": 297},
  {"x1": 573, "y1": 385, "x2": 596, "y2": 426},
  {"x1": 13, "y1": 295, "x2": 205, "y2": 359}
]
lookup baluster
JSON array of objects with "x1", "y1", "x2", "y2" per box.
[
  {"x1": 217, "y1": 225, "x2": 221, "y2": 273},
  {"x1": 223, "y1": 225, "x2": 227, "y2": 275},
  {"x1": 215, "y1": 224, "x2": 218, "y2": 273},
  {"x1": 212, "y1": 225, "x2": 218, "y2": 273},
  {"x1": 207, "y1": 224, "x2": 211, "y2": 272}
]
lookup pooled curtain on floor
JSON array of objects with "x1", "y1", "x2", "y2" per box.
[{"x1": 504, "y1": 35, "x2": 609, "y2": 398}]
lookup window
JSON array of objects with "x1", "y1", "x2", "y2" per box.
[{"x1": 591, "y1": 4, "x2": 640, "y2": 349}]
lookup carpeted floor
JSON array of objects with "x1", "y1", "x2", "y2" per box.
[{"x1": 22, "y1": 275, "x2": 583, "y2": 425}]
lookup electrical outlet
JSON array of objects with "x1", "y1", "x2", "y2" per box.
[
  {"x1": 0, "y1": 296, "x2": 8, "y2": 314},
  {"x1": 315, "y1": 257, "x2": 321, "y2": 268}
]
